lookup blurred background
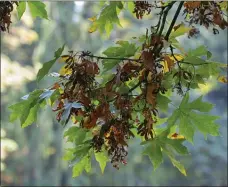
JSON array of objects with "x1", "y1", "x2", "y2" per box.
[{"x1": 1, "y1": 1, "x2": 227, "y2": 186}]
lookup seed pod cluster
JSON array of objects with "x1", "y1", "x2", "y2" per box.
[
  {"x1": 133, "y1": 1, "x2": 152, "y2": 19},
  {"x1": 0, "y1": 1, "x2": 18, "y2": 32},
  {"x1": 183, "y1": 1, "x2": 228, "y2": 33}
]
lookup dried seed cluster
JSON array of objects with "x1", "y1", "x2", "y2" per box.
[
  {"x1": 0, "y1": 1, "x2": 18, "y2": 32},
  {"x1": 133, "y1": 1, "x2": 152, "y2": 19},
  {"x1": 183, "y1": 1, "x2": 228, "y2": 34}
]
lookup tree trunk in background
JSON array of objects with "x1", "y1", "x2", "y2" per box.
[
  {"x1": 24, "y1": 126, "x2": 42, "y2": 186},
  {"x1": 42, "y1": 123, "x2": 63, "y2": 186}
]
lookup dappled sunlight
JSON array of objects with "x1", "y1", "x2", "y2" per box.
[{"x1": 1, "y1": 55, "x2": 36, "y2": 91}]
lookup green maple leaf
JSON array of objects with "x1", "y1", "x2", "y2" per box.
[
  {"x1": 167, "y1": 93, "x2": 220, "y2": 143},
  {"x1": 8, "y1": 90, "x2": 43, "y2": 127},
  {"x1": 102, "y1": 41, "x2": 138, "y2": 72},
  {"x1": 142, "y1": 129, "x2": 189, "y2": 174},
  {"x1": 27, "y1": 1, "x2": 48, "y2": 20},
  {"x1": 88, "y1": 2, "x2": 123, "y2": 36}
]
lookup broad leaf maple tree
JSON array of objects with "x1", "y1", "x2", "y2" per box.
[{"x1": 4, "y1": 1, "x2": 228, "y2": 178}]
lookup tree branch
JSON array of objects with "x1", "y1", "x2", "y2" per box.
[
  {"x1": 155, "y1": 1, "x2": 184, "y2": 56},
  {"x1": 158, "y1": 1, "x2": 176, "y2": 36},
  {"x1": 82, "y1": 54, "x2": 141, "y2": 62},
  {"x1": 164, "y1": 1, "x2": 184, "y2": 40}
]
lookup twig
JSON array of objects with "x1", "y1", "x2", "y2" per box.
[
  {"x1": 158, "y1": 1, "x2": 176, "y2": 36},
  {"x1": 155, "y1": 1, "x2": 184, "y2": 56},
  {"x1": 82, "y1": 54, "x2": 141, "y2": 62},
  {"x1": 164, "y1": 1, "x2": 184, "y2": 40},
  {"x1": 179, "y1": 61, "x2": 209, "y2": 66}
]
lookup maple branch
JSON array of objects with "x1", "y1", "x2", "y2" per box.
[
  {"x1": 158, "y1": 1, "x2": 176, "y2": 36},
  {"x1": 164, "y1": 1, "x2": 184, "y2": 40},
  {"x1": 179, "y1": 61, "x2": 209, "y2": 66},
  {"x1": 107, "y1": 81, "x2": 142, "y2": 103},
  {"x1": 82, "y1": 54, "x2": 141, "y2": 62},
  {"x1": 155, "y1": 1, "x2": 184, "y2": 56}
]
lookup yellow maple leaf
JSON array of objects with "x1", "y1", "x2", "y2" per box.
[
  {"x1": 161, "y1": 54, "x2": 184, "y2": 73},
  {"x1": 59, "y1": 65, "x2": 72, "y2": 76},
  {"x1": 169, "y1": 54, "x2": 184, "y2": 61},
  {"x1": 58, "y1": 55, "x2": 75, "y2": 63},
  {"x1": 88, "y1": 23, "x2": 98, "y2": 33},
  {"x1": 217, "y1": 76, "x2": 228, "y2": 83}
]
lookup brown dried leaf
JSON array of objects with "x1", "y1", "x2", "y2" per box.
[
  {"x1": 141, "y1": 50, "x2": 155, "y2": 71},
  {"x1": 146, "y1": 83, "x2": 158, "y2": 107}
]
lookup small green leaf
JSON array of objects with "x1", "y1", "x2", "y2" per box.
[
  {"x1": 9, "y1": 90, "x2": 43, "y2": 127},
  {"x1": 28, "y1": 1, "x2": 48, "y2": 19},
  {"x1": 142, "y1": 139, "x2": 163, "y2": 170},
  {"x1": 88, "y1": 2, "x2": 123, "y2": 36},
  {"x1": 17, "y1": 2, "x2": 26, "y2": 20},
  {"x1": 54, "y1": 44, "x2": 65, "y2": 58},
  {"x1": 95, "y1": 149, "x2": 109, "y2": 174},
  {"x1": 22, "y1": 104, "x2": 39, "y2": 128},
  {"x1": 37, "y1": 59, "x2": 57, "y2": 82},
  {"x1": 9, "y1": 102, "x2": 28, "y2": 122},
  {"x1": 37, "y1": 45, "x2": 65, "y2": 82}
]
